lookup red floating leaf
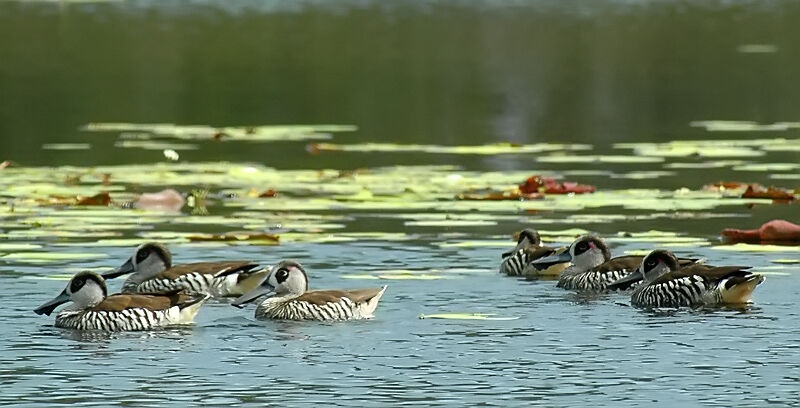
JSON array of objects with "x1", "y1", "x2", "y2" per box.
[
  {"x1": 259, "y1": 189, "x2": 278, "y2": 198},
  {"x1": 76, "y1": 192, "x2": 111, "y2": 206},
  {"x1": 741, "y1": 185, "x2": 795, "y2": 201},
  {"x1": 722, "y1": 219, "x2": 800, "y2": 243}
]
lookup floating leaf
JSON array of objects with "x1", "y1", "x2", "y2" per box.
[
  {"x1": 83, "y1": 123, "x2": 356, "y2": 142},
  {"x1": 418, "y1": 313, "x2": 519, "y2": 321},
  {"x1": 342, "y1": 273, "x2": 446, "y2": 280},
  {"x1": 771, "y1": 259, "x2": 800, "y2": 264},
  {"x1": 42, "y1": 143, "x2": 91, "y2": 150},
  {"x1": 404, "y1": 220, "x2": 497, "y2": 227},
  {"x1": 537, "y1": 155, "x2": 664, "y2": 164},
  {"x1": 518, "y1": 175, "x2": 595, "y2": 194},
  {"x1": 2, "y1": 252, "x2": 108, "y2": 263},
  {"x1": 722, "y1": 220, "x2": 800, "y2": 243},
  {"x1": 0, "y1": 243, "x2": 42, "y2": 251},
  {"x1": 737, "y1": 44, "x2": 778, "y2": 53},
  {"x1": 306, "y1": 142, "x2": 590, "y2": 155},
  {"x1": 713, "y1": 243, "x2": 800, "y2": 252},
  {"x1": 741, "y1": 185, "x2": 796, "y2": 201},
  {"x1": 115, "y1": 140, "x2": 199, "y2": 150},
  {"x1": 23, "y1": 274, "x2": 75, "y2": 281},
  {"x1": 690, "y1": 120, "x2": 795, "y2": 132},
  {"x1": 186, "y1": 232, "x2": 280, "y2": 243}
]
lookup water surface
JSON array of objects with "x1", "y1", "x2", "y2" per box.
[{"x1": 1, "y1": 1, "x2": 799, "y2": 406}]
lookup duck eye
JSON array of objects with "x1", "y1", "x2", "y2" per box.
[
  {"x1": 576, "y1": 242, "x2": 587, "y2": 252},
  {"x1": 645, "y1": 258, "x2": 657, "y2": 268},
  {"x1": 136, "y1": 250, "x2": 149, "y2": 263},
  {"x1": 276, "y1": 268, "x2": 289, "y2": 281},
  {"x1": 70, "y1": 277, "x2": 85, "y2": 293}
]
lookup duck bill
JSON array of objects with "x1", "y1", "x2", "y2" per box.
[
  {"x1": 102, "y1": 258, "x2": 134, "y2": 280},
  {"x1": 33, "y1": 289, "x2": 70, "y2": 316},
  {"x1": 532, "y1": 250, "x2": 572, "y2": 267},
  {"x1": 607, "y1": 269, "x2": 643, "y2": 291},
  {"x1": 231, "y1": 284, "x2": 274, "y2": 309}
]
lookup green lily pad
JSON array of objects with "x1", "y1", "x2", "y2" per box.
[
  {"x1": 770, "y1": 259, "x2": 800, "y2": 264},
  {"x1": 0, "y1": 243, "x2": 42, "y2": 251},
  {"x1": 537, "y1": 155, "x2": 664, "y2": 164},
  {"x1": 2, "y1": 252, "x2": 108, "y2": 263},
  {"x1": 42, "y1": 143, "x2": 92, "y2": 150}
]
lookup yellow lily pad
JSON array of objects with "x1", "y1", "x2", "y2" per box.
[
  {"x1": 418, "y1": 313, "x2": 520, "y2": 320},
  {"x1": 770, "y1": 259, "x2": 800, "y2": 264},
  {"x1": 2, "y1": 252, "x2": 107, "y2": 261},
  {"x1": 42, "y1": 143, "x2": 92, "y2": 150},
  {"x1": 713, "y1": 244, "x2": 800, "y2": 252}
]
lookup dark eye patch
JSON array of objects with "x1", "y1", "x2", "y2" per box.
[
  {"x1": 575, "y1": 242, "x2": 589, "y2": 254},
  {"x1": 70, "y1": 277, "x2": 85, "y2": 293},
  {"x1": 275, "y1": 268, "x2": 289, "y2": 283},
  {"x1": 136, "y1": 249, "x2": 149, "y2": 263}
]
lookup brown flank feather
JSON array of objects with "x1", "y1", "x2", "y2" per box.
[
  {"x1": 90, "y1": 292, "x2": 194, "y2": 312},
  {"x1": 158, "y1": 261, "x2": 258, "y2": 280},
  {"x1": 650, "y1": 264, "x2": 751, "y2": 286},
  {"x1": 295, "y1": 288, "x2": 385, "y2": 305}
]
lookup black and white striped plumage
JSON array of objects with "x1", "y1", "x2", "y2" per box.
[
  {"x1": 533, "y1": 236, "x2": 697, "y2": 291},
  {"x1": 531, "y1": 235, "x2": 639, "y2": 290},
  {"x1": 499, "y1": 229, "x2": 568, "y2": 277},
  {"x1": 623, "y1": 250, "x2": 765, "y2": 308},
  {"x1": 103, "y1": 242, "x2": 267, "y2": 297},
  {"x1": 232, "y1": 260, "x2": 387, "y2": 321},
  {"x1": 33, "y1": 271, "x2": 208, "y2": 331},
  {"x1": 557, "y1": 257, "x2": 642, "y2": 291}
]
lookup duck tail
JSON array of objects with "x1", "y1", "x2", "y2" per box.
[{"x1": 719, "y1": 274, "x2": 765, "y2": 304}]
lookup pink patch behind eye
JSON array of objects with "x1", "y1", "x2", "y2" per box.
[{"x1": 588, "y1": 242, "x2": 596, "y2": 249}]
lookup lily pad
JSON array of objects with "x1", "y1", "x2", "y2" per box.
[
  {"x1": 418, "y1": 313, "x2": 520, "y2": 321},
  {"x1": 42, "y1": 143, "x2": 92, "y2": 150},
  {"x1": 2, "y1": 252, "x2": 108, "y2": 263},
  {"x1": 713, "y1": 244, "x2": 800, "y2": 252},
  {"x1": 537, "y1": 155, "x2": 664, "y2": 164}
]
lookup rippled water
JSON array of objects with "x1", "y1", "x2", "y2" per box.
[
  {"x1": 2, "y1": 0, "x2": 800, "y2": 406},
  {"x1": 2, "y1": 241, "x2": 798, "y2": 406}
]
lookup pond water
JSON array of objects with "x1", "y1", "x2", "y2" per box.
[{"x1": 1, "y1": 0, "x2": 800, "y2": 406}]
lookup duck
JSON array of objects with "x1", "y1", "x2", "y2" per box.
[
  {"x1": 607, "y1": 249, "x2": 765, "y2": 308},
  {"x1": 33, "y1": 271, "x2": 208, "y2": 331},
  {"x1": 231, "y1": 260, "x2": 387, "y2": 321},
  {"x1": 498, "y1": 228, "x2": 568, "y2": 278},
  {"x1": 102, "y1": 242, "x2": 268, "y2": 297},
  {"x1": 531, "y1": 235, "x2": 697, "y2": 291}
]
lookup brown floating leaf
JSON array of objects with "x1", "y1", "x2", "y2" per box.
[
  {"x1": 306, "y1": 143, "x2": 321, "y2": 155},
  {"x1": 741, "y1": 184, "x2": 795, "y2": 201},
  {"x1": 0, "y1": 160, "x2": 17, "y2": 169},
  {"x1": 76, "y1": 192, "x2": 111, "y2": 206},
  {"x1": 704, "y1": 181, "x2": 750, "y2": 191},
  {"x1": 722, "y1": 219, "x2": 800, "y2": 244},
  {"x1": 455, "y1": 190, "x2": 544, "y2": 201},
  {"x1": 187, "y1": 232, "x2": 280, "y2": 243},
  {"x1": 258, "y1": 189, "x2": 278, "y2": 198},
  {"x1": 519, "y1": 175, "x2": 595, "y2": 194}
]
